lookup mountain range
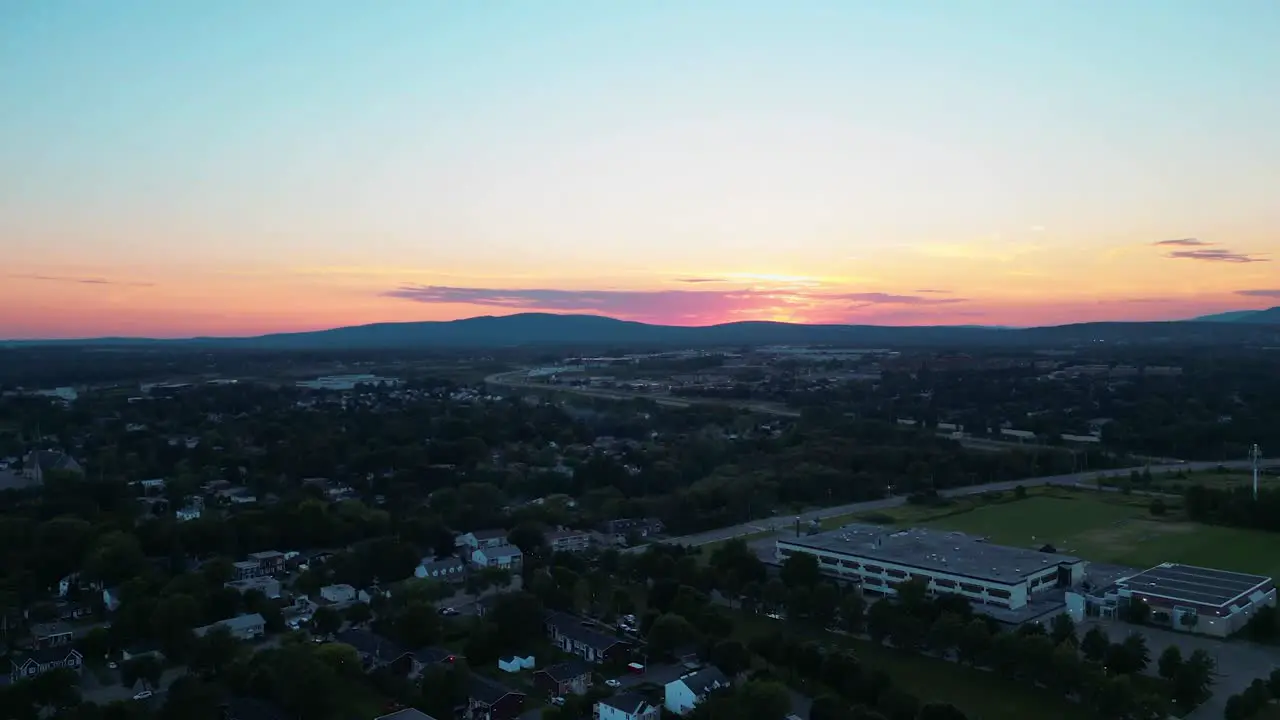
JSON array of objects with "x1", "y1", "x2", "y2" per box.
[{"x1": 4, "y1": 307, "x2": 1280, "y2": 349}]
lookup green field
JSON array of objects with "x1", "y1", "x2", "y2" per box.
[
  {"x1": 913, "y1": 494, "x2": 1280, "y2": 578},
  {"x1": 733, "y1": 612, "x2": 1083, "y2": 720}
]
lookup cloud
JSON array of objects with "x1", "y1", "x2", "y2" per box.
[
  {"x1": 1153, "y1": 238, "x2": 1208, "y2": 247},
  {"x1": 1237, "y1": 289, "x2": 1280, "y2": 298},
  {"x1": 1167, "y1": 249, "x2": 1269, "y2": 263},
  {"x1": 384, "y1": 285, "x2": 967, "y2": 324},
  {"x1": 914, "y1": 289, "x2": 952, "y2": 294},
  {"x1": 6, "y1": 274, "x2": 155, "y2": 286},
  {"x1": 674, "y1": 277, "x2": 726, "y2": 284}
]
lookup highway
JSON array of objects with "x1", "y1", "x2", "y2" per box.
[{"x1": 652, "y1": 458, "x2": 1269, "y2": 549}]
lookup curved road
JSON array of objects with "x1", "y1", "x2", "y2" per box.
[{"x1": 657, "y1": 459, "x2": 1269, "y2": 548}]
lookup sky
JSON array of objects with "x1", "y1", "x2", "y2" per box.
[{"x1": 2, "y1": 0, "x2": 1279, "y2": 339}]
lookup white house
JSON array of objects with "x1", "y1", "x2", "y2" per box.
[
  {"x1": 193, "y1": 613, "x2": 266, "y2": 641},
  {"x1": 456, "y1": 529, "x2": 509, "y2": 551},
  {"x1": 497, "y1": 654, "x2": 535, "y2": 673},
  {"x1": 415, "y1": 556, "x2": 465, "y2": 581},
  {"x1": 664, "y1": 667, "x2": 730, "y2": 715},
  {"x1": 596, "y1": 693, "x2": 661, "y2": 720},
  {"x1": 472, "y1": 545, "x2": 523, "y2": 570},
  {"x1": 318, "y1": 584, "x2": 362, "y2": 605}
]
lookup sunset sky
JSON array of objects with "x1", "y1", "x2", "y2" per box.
[{"x1": 3, "y1": 1, "x2": 1279, "y2": 339}]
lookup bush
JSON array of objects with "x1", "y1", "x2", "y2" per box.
[{"x1": 1149, "y1": 498, "x2": 1167, "y2": 516}]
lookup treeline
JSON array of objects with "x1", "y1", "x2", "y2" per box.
[
  {"x1": 1223, "y1": 669, "x2": 1280, "y2": 720},
  {"x1": 1185, "y1": 484, "x2": 1280, "y2": 532}
]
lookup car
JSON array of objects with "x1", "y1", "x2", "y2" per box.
[
  {"x1": 605, "y1": 679, "x2": 621, "y2": 688},
  {"x1": 132, "y1": 690, "x2": 153, "y2": 701},
  {"x1": 107, "y1": 661, "x2": 118, "y2": 669},
  {"x1": 438, "y1": 607, "x2": 459, "y2": 616},
  {"x1": 551, "y1": 697, "x2": 566, "y2": 706}
]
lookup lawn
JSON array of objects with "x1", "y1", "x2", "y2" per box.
[
  {"x1": 732, "y1": 612, "x2": 1084, "y2": 720},
  {"x1": 915, "y1": 494, "x2": 1280, "y2": 578}
]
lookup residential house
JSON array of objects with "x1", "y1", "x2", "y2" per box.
[
  {"x1": 412, "y1": 646, "x2": 461, "y2": 668},
  {"x1": 50, "y1": 600, "x2": 92, "y2": 622},
  {"x1": 30, "y1": 622, "x2": 73, "y2": 649},
  {"x1": 456, "y1": 529, "x2": 509, "y2": 551},
  {"x1": 415, "y1": 556, "x2": 466, "y2": 582},
  {"x1": 595, "y1": 693, "x2": 661, "y2": 720},
  {"x1": 21, "y1": 450, "x2": 83, "y2": 486},
  {"x1": 232, "y1": 561, "x2": 262, "y2": 581},
  {"x1": 9, "y1": 647, "x2": 82, "y2": 683},
  {"x1": 467, "y1": 674, "x2": 526, "y2": 720},
  {"x1": 546, "y1": 529, "x2": 592, "y2": 554},
  {"x1": 497, "y1": 654, "x2": 535, "y2": 673},
  {"x1": 194, "y1": 613, "x2": 266, "y2": 641},
  {"x1": 471, "y1": 545, "x2": 523, "y2": 570},
  {"x1": 121, "y1": 645, "x2": 164, "y2": 662},
  {"x1": 176, "y1": 497, "x2": 203, "y2": 522},
  {"x1": 336, "y1": 629, "x2": 414, "y2": 673},
  {"x1": 224, "y1": 577, "x2": 281, "y2": 599},
  {"x1": 544, "y1": 612, "x2": 629, "y2": 664},
  {"x1": 599, "y1": 518, "x2": 664, "y2": 544},
  {"x1": 664, "y1": 667, "x2": 731, "y2": 715},
  {"x1": 136, "y1": 478, "x2": 166, "y2": 494},
  {"x1": 247, "y1": 551, "x2": 286, "y2": 575},
  {"x1": 318, "y1": 584, "x2": 369, "y2": 607},
  {"x1": 534, "y1": 659, "x2": 593, "y2": 697}
]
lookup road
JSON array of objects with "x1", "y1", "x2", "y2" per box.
[
  {"x1": 485, "y1": 371, "x2": 800, "y2": 416},
  {"x1": 651, "y1": 458, "x2": 1268, "y2": 549}
]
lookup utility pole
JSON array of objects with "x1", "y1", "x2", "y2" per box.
[{"x1": 1251, "y1": 444, "x2": 1263, "y2": 500}]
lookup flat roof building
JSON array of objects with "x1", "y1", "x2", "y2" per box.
[
  {"x1": 1068, "y1": 562, "x2": 1275, "y2": 637},
  {"x1": 776, "y1": 524, "x2": 1085, "y2": 612}
]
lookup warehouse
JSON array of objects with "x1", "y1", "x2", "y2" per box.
[
  {"x1": 776, "y1": 524, "x2": 1085, "y2": 611},
  {"x1": 1067, "y1": 562, "x2": 1275, "y2": 637}
]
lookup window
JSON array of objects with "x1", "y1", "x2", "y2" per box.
[{"x1": 987, "y1": 588, "x2": 1012, "y2": 599}]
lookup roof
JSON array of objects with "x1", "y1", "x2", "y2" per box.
[
  {"x1": 477, "y1": 545, "x2": 523, "y2": 559},
  {"x1": 30, "y1": 450, "x2": 82, "y2": 474},
  {"x1": 375, "y1": 710, "x2": 440, "y2": 720},
  {"x1": 469, "y1": 529, "x2": 508, "y2": 540},
  {"x1": 224, "y1": 696, "x2": 289, "y2": 720},
  {"x1": 1118, "y1": 563, "x2": 1272, "y2": 608},
  {"x1": 469, "y1": 674, "x2": 523, "y2": 705},
  {"x1": 31, "y1": 621, "x2": 73, "y2": 637},
  {"x1": 777, "y1": 524, "x2": 1081, "y2": 585},
  {"x1": 598, "y1": 692, "x2": 653, "y2": 714},
  {"x1": 420, "y1": 556, "x2": 464, "y2": 571},
  {"x1": 336, "y1": 629, "x2": 407, "y2": 663},
  {"x1": 413, "y1": 646, "x2": 459, "y2": 664},
  {"x1": 14, "y1": 646, "x2": 82, "y2": 665},
  {"x1": 675, "y1": 667, "x2": 729, "y2": 695},
  {"x1": 545, "y1": 612, "x2": 624, "y2": 651},
  {"x1": 538, "y1": 659, "x2": 592, "y2": 682},
  {"x1": 0, "y1": 469, "x2": 36, "y2": 491},
  {"x1": 546, "y1": 529, "x2": 590, "y2": 541},
  {"x1": 195, "y1": 613, "x2": 265, "y2": 636}
]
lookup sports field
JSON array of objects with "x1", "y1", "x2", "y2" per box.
[{"x1": 915, "y1": 494, "x2": 1280, "y2": 578}]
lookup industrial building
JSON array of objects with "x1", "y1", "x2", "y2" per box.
[
  {"x1": 1066, "y1": 562, "x2": 1276, "y2": 637},
  {"x1": 775, "y1": 524, "x2": 1085, "y2": 611}
]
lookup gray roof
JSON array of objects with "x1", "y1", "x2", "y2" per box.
[
  {"x1": 777, "y1": 524, "x2": 1081, "y2": 585},
  {"x1": 375, "y1": 710, "x2": 439, "y2": 720},
  {"x1": 0, "y1": 469, "x2": 36, "y2": 491},
  {"x1": 194, "y1": 613, "x2": 265, "y2": 637},
  {"x1": 1118, "y1": 563, "x2": 1272, "y2": 607},
  {"x1": 676, "y1": 666, "x2": 729, "y2": 695},
  {"x1": 420, "y1": 556, "x2": 464, "y2": 572},
  {"x1": 599, "y1": 693, "x2": 652, "y2": 714},
  {"x1": 477, "y1": 545, "x2": 523, "y2": 559}
]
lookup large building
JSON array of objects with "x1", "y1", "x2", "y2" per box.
[
  {"x1": 775, "y1": 524, "x2": 1085, "y2": 612},
  {"x1": 1067, "y1": 562, "x2": 1276, "y2": 637}
]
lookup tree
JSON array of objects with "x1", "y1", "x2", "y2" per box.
[
  {"x1": 780, "y1": 553, "x2": 821, "y2": 588},
  {"x1": 1050, "y1": 641, "x2": 1083, "y2": 697},
  {"x1": 1148, "y1": 498, "x2": 1167, "y2": 516},
  {"x1": 956, "y1": 618, "x2": 990, "y2": 666},
  {"x1": 917, "y1": 703, "x2": 968, "y2": 720},
  {"x1": 648, "y1": 613, "x2": 696, "y2": 658},
  {"x1": 160, "y1": 675, "x2": 225, "y2": 720},
  {"x1": 739, "y1": 679, "x2": 792, "y2": 720},
  {"x1": 809, "y1": 694, "x2": 852, "y2": 720},
  {"x1": 311, "y1": 605, "x2": 342, "y2": 637},
  {"x1": 1156, "y1": 645, "x2": 1182, "y2": 681},
  {"x1": 488, "y1": 592, "x2": 544, "y2": 648},
  {"x1": 763, "y1": 579, "x2": 787, "y2": 613},
  {"x1": 838, "y1": 593, "x2": 865, "y2": 634},
  {"x1": 394, "y1": 601, "x2": 443, "y2": 647},
  {"x1": 1080, "y1": 626, "x2": 1109, "y2": 662},
  {"x1": 189, "y1": 626, "x2": 242, "y2": 678},
  {"x1": 710, "y1": 639, "x2": 752, "y2": 677},
  {"x1": 812, "y1": 582, "x2": 839, "y2": 628},
  {"x1": 314, "y1": 641, "x2": 363, "y2": 678},
  {"x1": 1171, "y1": 648, "x2": 1214, "y2": 706},
  {"x1": 926, "y1": 613, "x2": 964, "y2": 657},
  {"x1": 344, "y1": 601, "x2": 372, "y2": 625},
  {"x1": 1048, "y1": 613, "x2": 1076, "y2": 646},
  {"x1": 121, "y1": 655, "x2": 163, "y2": 691},
  {"x1": 507, "y1": 522, "x2": 547, "y2": 557}
]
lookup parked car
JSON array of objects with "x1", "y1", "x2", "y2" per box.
[
  {"x1": 551, "y1": 697, "x2": 566, "y2": 706},
  {"x1": 438, "y1": 607, "x2": 460, "y2": 616},
  {"x1": 132, "y1": 690, "x2": 153, "y2": 701},
  {"x1": 605, "y1": 679, "x2": 622, "y2": 688}
]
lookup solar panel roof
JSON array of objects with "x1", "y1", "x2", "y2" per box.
[{"x1": 1118, "y1": 563, "x2": 1271, "y2": 607}]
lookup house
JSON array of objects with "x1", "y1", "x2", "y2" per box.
[
  {"x1": 497, "y1": 654, "x2": 535, "y2": 673},
  {"x1": 546, "y1": 529, "x2": 593, "y2": 554},
  {"x1": 596, "y1": 693, "x2": 661, "y2": 720},
  {"x1": 318, "y1": 584, "x2": 368, "y2": 606},
  {"x1": 121, "y1": 644, "x2": 165, "y2": 662},
  {"x1": 336, "y1": 629, "x2": 414, "y2": 671},
  {"x1": 415, "y1": 556, "x2": 466, "y2": 581},
  {"x1": 471, "y1": 545, "x2": 523, "y2": 570},
  {"x1": 247, "y1": 550, "x2": 286, "y2": 575},
  {"x1": 534, "y1": 659, "x2": 593, "y2": 697},
  {"x1": 467, "y1": 674, "x2": 526, "y2": 720},
  {"x1": 30, "y1": 621, "x2": 73, "y2": 649},
  {"x1": 136, "y1": 478, "x2": 166, "y2": 493},
  {"x1": 456, "y1": 529, "x2": 509, "y2": 551},
  {"x1": 600, "y1": 518, "x2": 664, "y2": 544},
  {"x1": 412, "y1": 646, "x2": 461, "y2": 667},
  {"x1": 664, "y1": 667, "x2": 730, "y2": 715},
  {"x1": 375, "y1": 711, "x2": 440, "y2": 720},
  {"x1": 21, "y1": 450, "x2": 83, "y2": 486},
  {"x1": 194, "y1": 613, "x2": 266, "y2": 640},
  {"x1": 9, "y1": 647, "x2": 82, "y2": 683},
  {"x1": 544, "y1": 612, "x2": 629, "y2": 663},
  {"x1": 225, "y1": 577, "x2": 281, "y2": 599}
]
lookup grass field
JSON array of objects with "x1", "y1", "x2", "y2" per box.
[
  {"x1": 732, "y1": 612, "x2": 1083, "y2": 720},
  {"x1": 913, "y1": 493, "x2": 1280, "y2": 578}
]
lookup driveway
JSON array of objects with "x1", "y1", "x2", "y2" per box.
[{"x1": 1081, "y1": 619, "x2": 1280, "y2": 720}]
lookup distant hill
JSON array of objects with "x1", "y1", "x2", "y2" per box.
[
  {"x1": 5, "y1": 312, "x2": 1280, "y2": 349},
  {"x1": 1194, "y1": 306, "x2": 1280, "y2": 324}
]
